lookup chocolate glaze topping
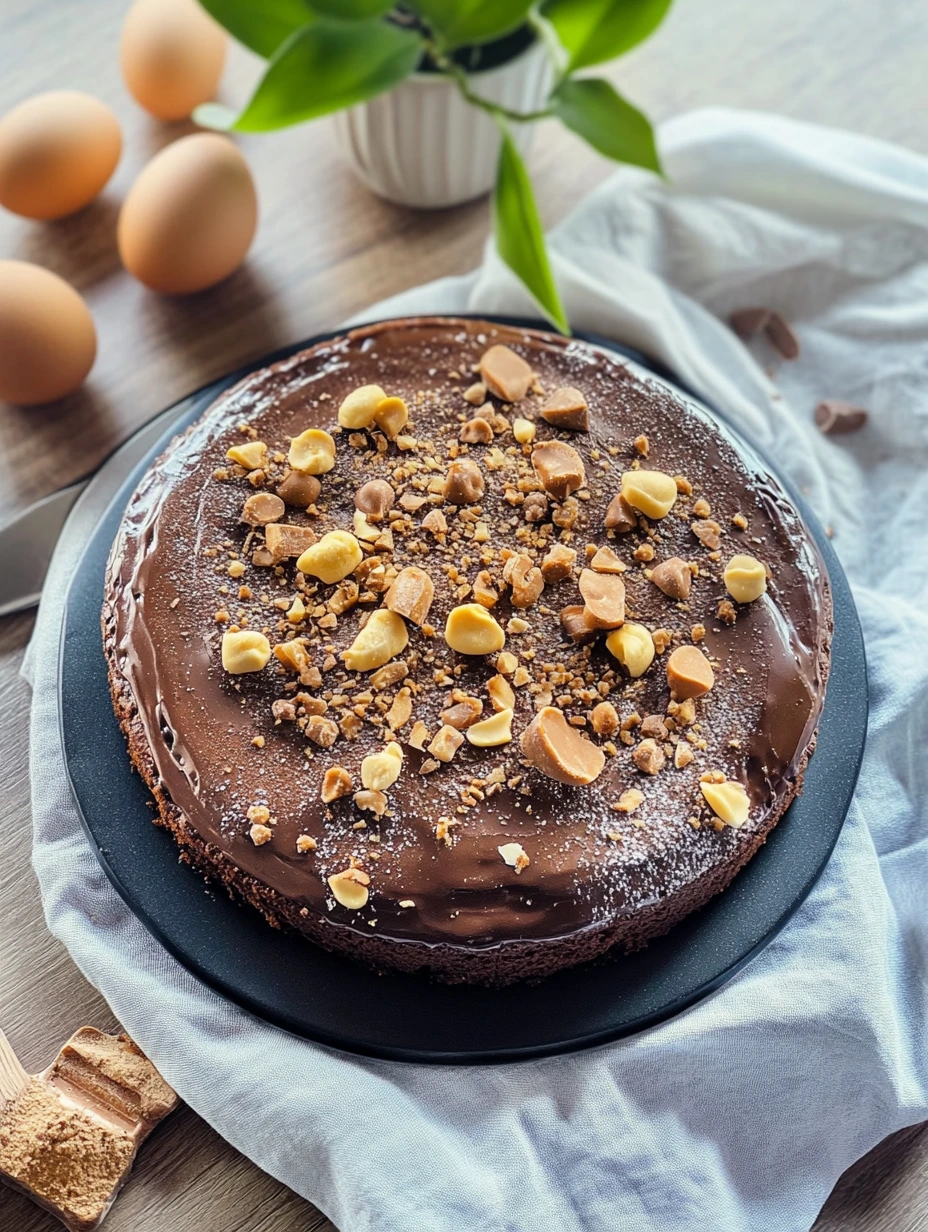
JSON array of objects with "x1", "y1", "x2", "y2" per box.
[{"x1": 104, "y1": 319, "x2": 831, "y2": 971}]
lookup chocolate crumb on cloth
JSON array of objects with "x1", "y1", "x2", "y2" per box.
[
  {"x1": 729, "y1": 306, "x2": 801, "y2": 360},
  {"x1": 103, "y1": 318, "x2": 832, "y2": 985},
  {"x1": 815, "y1": 399, "x2": 868, "y2": 435},
  {"x1": 0, "y1": 1027, "x2": 177, "y2": 1232}
]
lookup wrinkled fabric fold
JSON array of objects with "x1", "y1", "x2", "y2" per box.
[{"x1": 24, "y1": 109, "x2": 928, "y2": 1232}]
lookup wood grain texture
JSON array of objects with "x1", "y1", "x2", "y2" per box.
[{"x1": 0, "y1": 0, "x2": 925, "y2": 1228}]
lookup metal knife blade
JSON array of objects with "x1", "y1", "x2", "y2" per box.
[{"x1": 0, "y1": 400, "x2": 194, "y2": 617}]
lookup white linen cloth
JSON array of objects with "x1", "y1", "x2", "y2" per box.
[{"x1": 23, "y1": 109, "x2": 928, "y2": 1232}]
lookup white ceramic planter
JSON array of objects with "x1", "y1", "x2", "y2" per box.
[{"x1": 332, "y1": 40, "x2": 552, "y2": 209}]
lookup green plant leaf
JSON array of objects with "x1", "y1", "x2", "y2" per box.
[
  {"x1": 198, "y1": 0, "x2": 315, "y2": 58},
  {"x1": 308, "y1": 0, "x2": 395, "y2": 18},
  {"x1": 412, "y1": 0, "x2": 535, "y2": 49},
  {"x1": 542, "y1": 0, "x2": 672, "y2": 70},
  {"x1": 493, "y1": 123, "x2": 569, "y2": 335},
  {"x1": 195, "y1": 18, "x2": 422, "y2": 132},
  {"x1": 552, "y1": 77, "x2": 661, "y2": 173}
]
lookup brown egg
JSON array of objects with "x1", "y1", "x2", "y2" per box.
[
  {"x1": 121, "y1": 0, "x2": 227, "y2": 121},
  {"x1": 0, "y1": 91, "x2": 121, "y2": 220},
  {"x1": 118, "y1": 134, "x2": 258, "y2": 294},
  {"x1": 0, "y1": 262, "x2": 96, "y2": 404}
]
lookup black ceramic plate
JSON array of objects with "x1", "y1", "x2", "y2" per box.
[{"x1": 59, "y1": 318, "x2": 867, "y2": 1064}]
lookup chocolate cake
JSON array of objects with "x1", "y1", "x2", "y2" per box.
[{"x1": 103, "y1": 318, "x2": 832, "y2": 985}]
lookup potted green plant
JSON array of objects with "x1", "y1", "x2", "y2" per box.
[{"x1": 197, "y1": 1, "x2": 671, "y2": 334}]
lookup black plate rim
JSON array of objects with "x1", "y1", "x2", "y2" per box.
[{"x1": 58, "y1": 315, "x2": 868, "y2": 1064}]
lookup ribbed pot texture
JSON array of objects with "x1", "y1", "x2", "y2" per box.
[{"x1": 332, "y1": 41, "x2": 552, "y2": 209}]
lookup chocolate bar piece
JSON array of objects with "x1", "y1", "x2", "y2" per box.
[{"x1": 0, "y1": 1027, "x2": 178, "y2": 1231}]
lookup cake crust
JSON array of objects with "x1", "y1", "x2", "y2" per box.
[{"x1": 102, "y1": 318, "x2": 832, "y2": 985}]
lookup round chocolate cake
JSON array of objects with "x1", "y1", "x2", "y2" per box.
[{"x1": 103, "y1": 317, "x2": 831, "y2": 985}]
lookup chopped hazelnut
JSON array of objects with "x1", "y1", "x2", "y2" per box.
[
  {"x1": 487, "y1": 674, "x2": 515, "y2": 712},
  {"x1": 633, "y1": 433, "x2": 649, "y2": 456},
  {"x1": 370, "y1": 660, "x2": 408, "y2": 690},
  {"x1": 479, "y1": 344, "x2": 533, "y2": 402},
  {"x1": 227, "y1": 440, "x2": 267, "y2": 470},
  {"x1": 666, "y1": 645, "x2": 715, "y2": 700},
  {"x1": 621, "y1": 470, "x2": 677, "y2": 519},
  {"x1": 354, "y1": 789, "x2": 387, "y2": 816},
  {"x1": 541, "y1": 544, "x2": 576, "y2": 583},
  {"x1": 321, "y1": 765, "x2": 353, "y2": 802},
  {"x1": 288, "y1": 428, "x2": 336, "y2": 475},
  {"x1": 532, "y1": 440, "x2": 585, "y2": 501},
  {"x1": 296, "y1": 834, "x2": 317, "y2": 853},
  {"x1": 604, "y1": 492, "x2": 637, "y2": 533},
  {"x1": 466, "y1": 708, "x2": 513, "y2": 747},
  {"x1": 241, "y1": 492, "x2": 285, "y2": 526},
  {"x1": 633, "y1": 738, "x2": 666, "y2": 775},
  {"x1": 274, "y1": 638, "x2": 311, "y2": 675},
  {"x1": 361, "y1": 741, "x2": 404, "y2": 791},
  {"x1": 513, "y1": 417, "x2": 536, "y2": 445},
  {"x1": 498, "y1": 841, "x2": 530, "y2": 873},
  {"x1": 272, "y1": 698, "x2": 297, "y2": 722},
  {"x1": 674, "y1": 743, "x2": 695, "y2": 769},
  {"x1": 249, "y1": 823, "x2": 273, "y2": 846},
  {"x1": 605, "y1": 622, "x2": 655, "y2": 678},
  {"x1": 408, "y1": 720, "x2": 430, "y2": 750},
  {"x1": 615, "y1": 788, "x2": 644, "y2": 813},
  {"x1": 443, "y1": 458, "x2": 485, "y2": 505},
  {"x1": 428, "y1": 725, "x2": 465, "y2": 763},
  {"x1": 502, "y1": 553, "x2": 544, "y2": 608},
  {"x1": 297, "y1": 530, "x2": 362, "y2": 584},
  {"x1": 386, "y1": 688, "x2": 412, "y2": 731},
  {"x1": 306, "y1": 715, "x2": 340, "y2": 748},
  {"x1": 723, "y1": 553, "x2": 767, "y2": 603},
  {"x1": 496, "y1": 650, "x2": 518, "y2": 675},
  {"x1": 552, "y1": 496, "x2": 579, "y2": 530},
  {"x1": 590, "y1": 546, "x2": 625, "y2": 574},
  {"x1": 221, "y1": 630, "x2": 271, "y2": 674},
  {"x1": 701, "y1": 779, "x2": 750, "y2": 827},
  {"x1": 473, "y1": 569, "x2": 499, "y2": 608},
  {"x1": 343, "y1": 609, "x2": 409, "y2": 672},
  {"x1": 591, "y1": 701, "x2": 619, "y2": 736},
  {"x1": 692, "y1": 498, "x2": 711, "y2": 518},
  {"x1": 579, "y1": 568, "x2": 625, "y2": 630},
  {"x1": 338, "y1": 384, "x2": 387, "y2": 430},
  {"x1": 374, "y1": 395, "x2": 408, "y2": 439},
  {"x1": 328, "y1": 866, "x2": 370, "y2": 909},
  {"x1": 354, "y1": 479, "x2": 395, "y2": 521},
  {"x1": 277, "y1": 469, "x2": 321, "y2": 508},
  {"x1": 521, "y1": 706, "x2": 605, "y2": 785},
  {"x1": 541, "y1": 386, "x2": 589, "y2": 432},
  {"x1": 445, "y1": 604, "x2": 505, "y2": 655},
  {"x1": 650, "y1": 557, "x2": 692, "y2": 600}
]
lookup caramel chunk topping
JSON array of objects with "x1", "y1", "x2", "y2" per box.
[
  {"x1": 479, "y1": 343, "x2": 533, "y2": 402},
  {"x1": 650, "y1": 557, "x2": 692, "y2": 600},
  {"x1": 531, "y1": 440, "x2": 586, "y2": 501},
  {"x1": 521, "y1": 706, "x2": 606, "y2": 786},
  {"x1": 321, "y1": 765, "x2": 353, "y2": 803},
  {"x1": 560, "y1": 604, "x2": 597, "y2": 645},
  {"x1": 578, "y1": 568, "x2": 625, "y2": 630},
  {"x1": 384, "y1": 566, "x2": 435, "y2": 626},
  {"x1": 540, "y1": 386, "x2": 589, "y2": 432},
  {"x1": 264, "y1": 522, "x2": 316, "y2": 563},
  {"x1": 502, "y1": 553, "x2": 544, "y2": 608},
  {"x1": 666, "y1": 645, "x2": 715, "y2": 700},
  {"x1": 459, "y1": 417, "x2": 494, "y2": 444},
  {"x1": 604, "y1": 491, "x2": 637, "y2": 532}
]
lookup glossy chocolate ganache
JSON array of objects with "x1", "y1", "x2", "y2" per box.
[{"x1": 103, "y1": 318, "x2": 832, "y2": 985}]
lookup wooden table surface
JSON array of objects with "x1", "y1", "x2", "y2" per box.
[{"x1": 1, "y1": 1, "x2": 926, "y2": 1228}]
